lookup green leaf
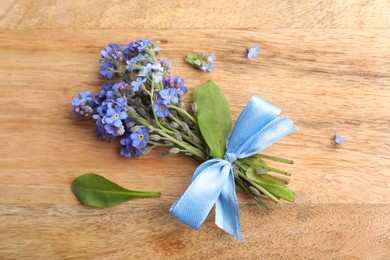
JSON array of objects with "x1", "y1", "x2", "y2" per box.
[
  {"x1": 246, "y1": 170, "x2": 295, "y2": 202},
  {"x1": 193, "y1": 80, "x2": 232, "y2": 158},
  {"x1": 71, "y1": 173, "x2": 161, "y2": 208},
  {"x1": 238, "y1": 156, "x2": 267, "y2": 169}
]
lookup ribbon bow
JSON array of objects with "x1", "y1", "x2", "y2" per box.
[{"x1": 170, "y1": 96, "x2": 298, "y2": 240}]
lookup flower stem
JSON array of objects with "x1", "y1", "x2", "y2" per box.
[
  {"x1": 127, "y1": 190, "x2": 161, "y2": 198},
  {"x1": 263, "y1": 166, "x2": 291, "y2": 176},
  {"x1": 149, "y1": 83, "x2": 175, "y2": 135},
  {"x1": 155, "y1": 129, "x2": 207, "y2": 160},
  {"x1": 257, "y1": 154, "x2": 294, "y2": 164},
  {"x1": 237, "y1": 171, "x2": 279, "y2": 203},
  {"x1": 132, "y1": 115, "x2": 207, "y2": 160},
  {"x1": 168, "y1": 105, "x2": 197, "y2": 124},
  {"x1": 168, "y1": 114, "x2": 204, "y2": 149}
]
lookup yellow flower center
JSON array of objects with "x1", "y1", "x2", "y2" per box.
[
  {"x1": 79, "y1": 98, "x2": 85, "y2": 103},
  {"x1": 165, "y1": 95, "x2": 170, "y2": 99},
  {"x1": 251, "y1": 49, "x2": 255, "y2": 53},
  {"x1": 159, "y1": 106, "x2": 165, "y2": 111},
  {"x1": 114, "y1": 113, "x2": 119, "y2": 119},
  {"x1": 139, "y1": 134, "x2": 144, "y2": 140}
]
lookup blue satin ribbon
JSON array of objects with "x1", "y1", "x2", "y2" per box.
[{"x1": 170, "y1": 96, "x2": 298, "y2": 240}]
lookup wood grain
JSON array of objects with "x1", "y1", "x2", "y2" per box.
[
  {"x1": 1, "y1": 0, "x2": 390, "y2": 29},
  {"x1": 0, "y1": 203, "x2": 389, "y2": 259},
  {"x1": 0, "y1": 8, "x2": 389, "y2": 259}
]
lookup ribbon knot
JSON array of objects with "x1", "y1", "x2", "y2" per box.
[
  {"x1": 170, "y1": 96, "x2": 298, "y2": 241},
  {"x1": 224, "y1": 153, "x2": 237, "y2": 163}
]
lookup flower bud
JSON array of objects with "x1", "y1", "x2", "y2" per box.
[
  {"x1": 182, "y1": 122, "x2": 189, "y2": 133},
  {"x1": 192, "y1": 135, "x2": 201, "y2": 144},
  {"x1": 169, "y1": 148, "x2": 181, "y2": 154},
  {"x1": 249, "y1": 186, "x2": 261, "y2": 196},
  {"x1": 256, "y1": 168, "x2": 267, "y2": 174},
  {"x1": 84, "y1": 105, "x2": 94, "y2": 115},
  {"x1": 127, "y1": 107, "x2": 137, "y2": 116},
  {"x1": 138, "y1": 108, "x2": 148, "y2": 118},
  {"x1": 191, "y1": 103, "x2": 197, "y2": 114},
  {"x1": 126, "y1": 121, "x2": 136, "y2": 129},
  {"x1": 174, "y1": 132, "x2": 182, "y2": 141},
  {"x1": 118, "y1": 125, "x2": 125, "y2": 136},
  {"x1": 130, "y1": 125, "x2": 142, "y2": 133},
  {"x1": 114, "y1": 91, "x2": 122, "y2": 98},
  {"x1": 170, "y1": 122, "x2": 180, "y2": 129},
  {"x1": 150, "y1": 134, "x2": 161, "y2": 141},
  {"x1": 142, "y1": 146, "x2": 152, "y2": 155},
  {"x1": 170, "y1": 110, "x2": 178, "y2": 117}
]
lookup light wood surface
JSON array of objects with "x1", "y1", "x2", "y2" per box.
[{"x1": 0, "y1": 1, "x2": 389, "y2": 259}]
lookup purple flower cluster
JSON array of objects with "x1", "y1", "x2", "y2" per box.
[
  {"x1": 120, "y1": 127, "x2": 150, "y2": 157},
  {"x1": 163, "y1": 76, "x2": 188, "y2": 97},
  {"x1": 100, "y1": 44, "x2": 122, "y2": 79},
  {"x1": 72, "y1": 91, "x2": 93, "y2": 116},
  {"x1": 153, "y1": 75, "x2": 188, "y2": 118},
  {"x1": 72, "y1": 39, "x2": 192, "y2": 158},
  {"x1": 86, "y1": 81, "x2": 151, "y2": 157}
]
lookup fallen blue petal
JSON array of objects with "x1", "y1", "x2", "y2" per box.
[{"x1": 334, "y1": 132, "x2": 343, "y2": 145}]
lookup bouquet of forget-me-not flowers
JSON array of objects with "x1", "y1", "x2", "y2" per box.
[{"x1": 71, "y1": 39, "x2": 297, "y2": 240}]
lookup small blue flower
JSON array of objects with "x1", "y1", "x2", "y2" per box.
[
  {"x1": 154, "y1": 100, "x2": 169, "y2": 117},
  {"x1": 247, "y1": 45, "x2": 261, "y2": 59},
  {"x1": 93, "y1": 116, "x2": 108, "y2": 140},
  {"x1": 104, "y1": 106, "x2": 128, "y2": 127},
  {"x1": 152, "y1": 62, "x2": 164, "y2": 72},
  {"x1": 207, "y1": 53, "x2": 216, "y2": 63},
  {"x1": 135, "y1": 53, "x2": 148, "y2": 62},
  {"x1": 131, "y1": 77, "x2": 147, "y2": 91},
  {"x1": 72, "y1": 91, "x2": 92, "y2": 106},
  {"x1": 137, "y1": 39, "x2": 152, "y2": 52},
  {"x1": 205, "y1": 63, "x2": 215, "y2": 72},
  {"x1": 100, "y1": 62, "x2": 115, "y2": 79},
  {"x1": 138, "y1": 65, "x2": 151, "y2": 77},
  {"x1": 115, "y1": 97, "x2": 128, "y2": 111},
  {"x1": 126, "y1": 59, "x2": 138, "y2": 73},
  {"x1": 104, "y1": 123, "x2": 122, "y2": 136},
  {"x1": 159, "y1": 88, "x2": 178, "y2": 105},
  {"x1": 120, "y1": 146, "x2": 132, "y2": 158},
  {"x1": 152, "y1": 72, "x2": 163, "y2": 84},
  {"x1": 334, "y1": 132, "x2": 343, "y2": 145},
  {"x1": 120, "y1": 132, "x2": 146, "y2": 158},
  {"x1": 130, "y1": 127, "x2": 149, "y2": 148}
]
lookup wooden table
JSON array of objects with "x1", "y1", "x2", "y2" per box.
[{"x1": 1, "y1": 1, "x2": 389, "y2": 259}]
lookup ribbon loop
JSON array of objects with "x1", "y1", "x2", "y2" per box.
[{"x1": 170, "y1": 96, "x2": 298, "y2": 241}]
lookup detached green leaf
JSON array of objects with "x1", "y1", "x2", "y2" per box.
[
  {"x1": 246, "y1": 170, "x2": 295, "y2": 202},
  {"x1": 71, "y1": 173, "x2": 161, "y2": 208},
  {"x1": 193, "y1": 80, "x2": 232, "y2": 158}
]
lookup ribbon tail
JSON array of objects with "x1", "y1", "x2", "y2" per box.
[
  {"x1": 170, "y1": 160, "x2": 230, "y2": 230},
  {"x1": 215, "y1": 168, "x2": 242, "y2": 241}
]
